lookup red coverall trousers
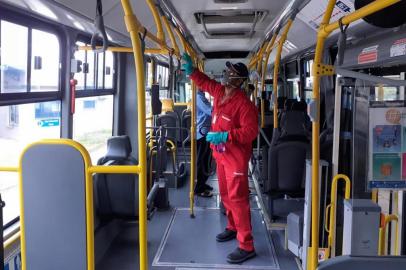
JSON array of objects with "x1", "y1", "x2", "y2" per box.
[{"x1": 190, "y1": 70, "x2": 258, "y2": 251}]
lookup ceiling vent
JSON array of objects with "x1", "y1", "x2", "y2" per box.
[{"x1": 195, "y1": 9, "x2": 268, "y2": 39}]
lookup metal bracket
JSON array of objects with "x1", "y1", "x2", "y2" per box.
[{"x1": 312, "y1": 63, "x2": 335, "y2": 76}]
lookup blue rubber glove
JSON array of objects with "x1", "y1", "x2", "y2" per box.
[
  {"x1": 182, "y1": 53, "x2": 194, "y2": 76},
  {"x1": 206, "y1": 132, "x2": 228, "y2": 145}
]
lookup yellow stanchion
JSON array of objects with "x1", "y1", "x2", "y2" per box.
[
  {"x1": 273, "y1": 19, "x2": 293, "y2": 129},
  {"x1": 260, "y1": 34, "x2": 277, "y2": 128},
  {"x1": 189, "y1": 81, "x2": 197, "y2": 218}
]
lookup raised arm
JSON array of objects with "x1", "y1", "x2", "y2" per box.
[{"x1": 190, "y1": 70, "x2": 223, "y2": 99}]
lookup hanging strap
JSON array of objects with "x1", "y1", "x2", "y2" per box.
[
  {"x1": 336, "y1": 18, "x2": 349, "y2": 67},
  {"x1": 91, "y1": 0, "x2": 109, "y2": 53}
]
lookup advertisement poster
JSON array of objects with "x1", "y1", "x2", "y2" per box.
[{"x1": 369, "y1": 101, "x2": 406, "y2": 189}]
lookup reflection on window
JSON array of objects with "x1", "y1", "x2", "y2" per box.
[
  {"x1": 74, "y1": 41, "x2": 114, "y2": 90},
  {"x1": 73, "y1": 96, "x2": 113, "y2": 161},
  {"x1": 31, "y1": 29, "x2": 60, "y2": 92},
  {"x1": 146, "y1": 61, "x2": 153, "y2": 89},
  {"x1": 0, "y1": 20, "x2": 28, "y2": 93},
  {"x1": 374, "y1": 86, "x2": 400, "y2": 101},
  {"x1": 0, "y1": 101, "x2": 61, "y2": 225},
  {"x1": 156, "y1": 64, "x2": 169, "y2": 88}
]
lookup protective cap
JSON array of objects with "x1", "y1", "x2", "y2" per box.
[{"x1": 226, "y1": 61, "x2": 249, "y2": 78}]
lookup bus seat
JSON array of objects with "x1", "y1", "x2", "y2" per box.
[
  {"x1": 274, "y1": 111, "x2": 310, "y2": 144},
  {"x1": 318, "y1": 255, "x2": 406, "y2": 270},
  {"x1": 266, "y1": 141, "x2": 309, "y2": 219},
  {"x1": 94, "y1": 135, "x2": 139, "y2": 221},
  {"x1": 156, "y1": 112, "x2": 180, "y2": 143}
]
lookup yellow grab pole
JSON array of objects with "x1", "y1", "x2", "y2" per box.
[
  {"x1": 260, "y1": 34, "x2": 277, "y2": 128},
  {"x1": 379, "y1": 214, "x2": 399, "y2": 255},
  {"x1": 162, "y1": 15, "x2": 180, "y2": 58},
  {"x1": 146, "y1": 0, "x2": 165, "y2": 42},
  {"x1": 121, "y1": 1, "x2": 148, "y2": 269},
  {"x1": 309, "y1": 1, "x2": 336, "y2": 269},
  {"x1": 273, "y1": 19, "x2": 293, "y2": 129},
  {"x1": 190, "y1": 81, "x2": 197, "y2": 217},
  {"x1": 88, "y1": 165, "x2": 141, "y2": 174},
  {"x1": 326, "y1": 174, "x2": 351, "y2": 258}
]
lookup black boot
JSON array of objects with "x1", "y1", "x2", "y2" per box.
[
  {"x1": 227, "y1": 247, "x2": 256, "y2": 264},
  {"x1": 216, "y1": 229, "x2": 236, "y2": 242}
]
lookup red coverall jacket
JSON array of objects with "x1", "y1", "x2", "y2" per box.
[{"x1": 190, "y1": 70, "x2": 258, "y2": 170}]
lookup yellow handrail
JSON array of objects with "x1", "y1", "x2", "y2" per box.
[
  {"x1": 146, "y1": 0, "x2": 165, "y2": 42},
  {"x1": 378, "y1": 214, "x2": 399, "y2": 255},
  {"x1": 260, "y1": 34, "x2": 278, "y2": 128},
  {"x1": 78, "y1": 45, "x2": 175, "y2": 56},
  {"x1": 121, "y1": 1, "x2": 149, "y2": 269},
  {"x1": 309, "y1": 1, "x2": 400, "y2": 269},
  {"x1": 0, "y1": 167, "x2": 19, "y2": 172},
  {"x1": 325, "y1": 174, "x2": 351, "y2": 258},
  {"x1": 273, "y1": 19, "x2": 293, "y2": 129},
  {"x1": 162, "y1": 15, "x2": 180, "y2": 58}
]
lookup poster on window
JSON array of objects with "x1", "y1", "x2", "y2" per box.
[{"x1": 369, "y1": 101, "x2": 406, "y2": 189}]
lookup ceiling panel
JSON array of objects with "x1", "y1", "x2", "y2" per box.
[{"x1": 169, "y1": 0, "x2": 287, "y2": 52}]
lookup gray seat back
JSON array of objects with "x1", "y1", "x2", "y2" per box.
[
  {"x1": 318, "y1": 255, "x2": 406, "y2": 270},
  {"x1": 94, "y1": 136, "x2": 139, "y2": 220},
  {"x1": 267, "y1": 141, "x2": 309, "y2": 193},
  {"x1": 156, "y1": 112, "x2": 179, "y2": 143},
  {"x1": 279, "y1": 111, "x2": 310, "y2": 140},
  {"x1": 21, "y1": 141, "x2": 89, "y2": 270}
]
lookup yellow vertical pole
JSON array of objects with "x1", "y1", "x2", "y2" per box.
[
  {"x1": 310, "y1": 1, "x2": 336, "y2": 269},
  {"x1": 261, "y1": 35, "x2": 277, "y2": 128},
  {"x1": 190, "y1": 79, "x2": 197, "y2": 217},
  {"x1": 273, "y1": 19, "x2": 293, "y2": 129},
  {"x1": 121, "y1": 1, "x2": 148, "y2": 269}
]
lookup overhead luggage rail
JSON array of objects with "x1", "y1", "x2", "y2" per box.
[{"x1": 309, "y1": 1, "x2": 401, "y2": 270}]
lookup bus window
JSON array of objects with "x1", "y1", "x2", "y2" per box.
[
  {"x1": 73, "y1": 95, "x2": 113, "y2": 161},
  {"x1": 31, "y1": 29, "x2": 60, "y2": 92},
  {"x1": 0, "y1": 20, "x2": 28, "y2": 93},
  {"x1": 0, "y1": 101, "x2": 61, "y2": 225}
]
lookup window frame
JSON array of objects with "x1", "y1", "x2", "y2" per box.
[
  {"x1": 0, "y1": 11, "x2": 64, "y2": 106},
  {"x1": 74, "y1": 36, "x2": 117, "y2": 98}
]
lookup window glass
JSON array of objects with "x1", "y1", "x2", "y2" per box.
[
  {"x1": 105, "y1": 51, "x2": 114, "y2": 89},
  {"x1": 146, "y1": 61, "x2": 153, "y2": 88},
  {"x1": 31, "y1": 29, "x2": 60, "y2": 92},
  {"x1": 74, "y1": 42, "x2": 86, "y2": 90},
  {"x1": 0, "y1": 101, "x2": 61, "y2": 225},
  {"x1": 86, "y1": 51, "x2": 96, "y2": 89},
  {"x1": 73, "y1": 95, "x2": 113, "y2": 162},
  {"x1": 0, "y1": 20, "x2": 28, "y2": 93},
  {"x1": 156, "y1": 65, "x2": 169, "y2": 88},
  {"x1": 97, "y1": 52, "x2": 104, "y2": 89}
]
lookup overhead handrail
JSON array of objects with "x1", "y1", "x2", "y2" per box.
[
  {"x1": 325, "y1": 174, "x2": 351, "y2": 258},
  {"x1": 146, "y1": 0, "x2": 165, "y2": 42},
  {"x1": 378, "y1": 214, "x2": 399, "y2": 255},
  {"x1": 77, "y1": 45, "x2": 178, "y2": 57},
  {"x1": 273, "y1": 18, "x2": 294, "y2": 129},
  {"x1": 309, "y1": 1, "x2": 401, "y2": 270},
  {"x1": 162, "y1": 14, "x2": 180, "y2": 58}
]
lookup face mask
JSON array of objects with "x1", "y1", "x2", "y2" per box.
[{"x1": 221, "y1": 68, "x2": 246, "y2": 88}]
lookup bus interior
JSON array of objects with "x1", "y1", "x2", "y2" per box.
[{"x1": 0, "y1": 0, "x2": 406, "y2": 270}]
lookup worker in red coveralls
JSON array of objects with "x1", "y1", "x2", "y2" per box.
[{"x1": 183, "y1": 53, "x2": 258, "y2": 264}]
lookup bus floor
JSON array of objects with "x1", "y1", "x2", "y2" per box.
[{"x1": 96, "y1": 169, "x2": 300, "y2": 270}]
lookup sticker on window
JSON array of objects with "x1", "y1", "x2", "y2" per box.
[{"x1": 358, "y1": 45, "x2": 378, "y2": 64}]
